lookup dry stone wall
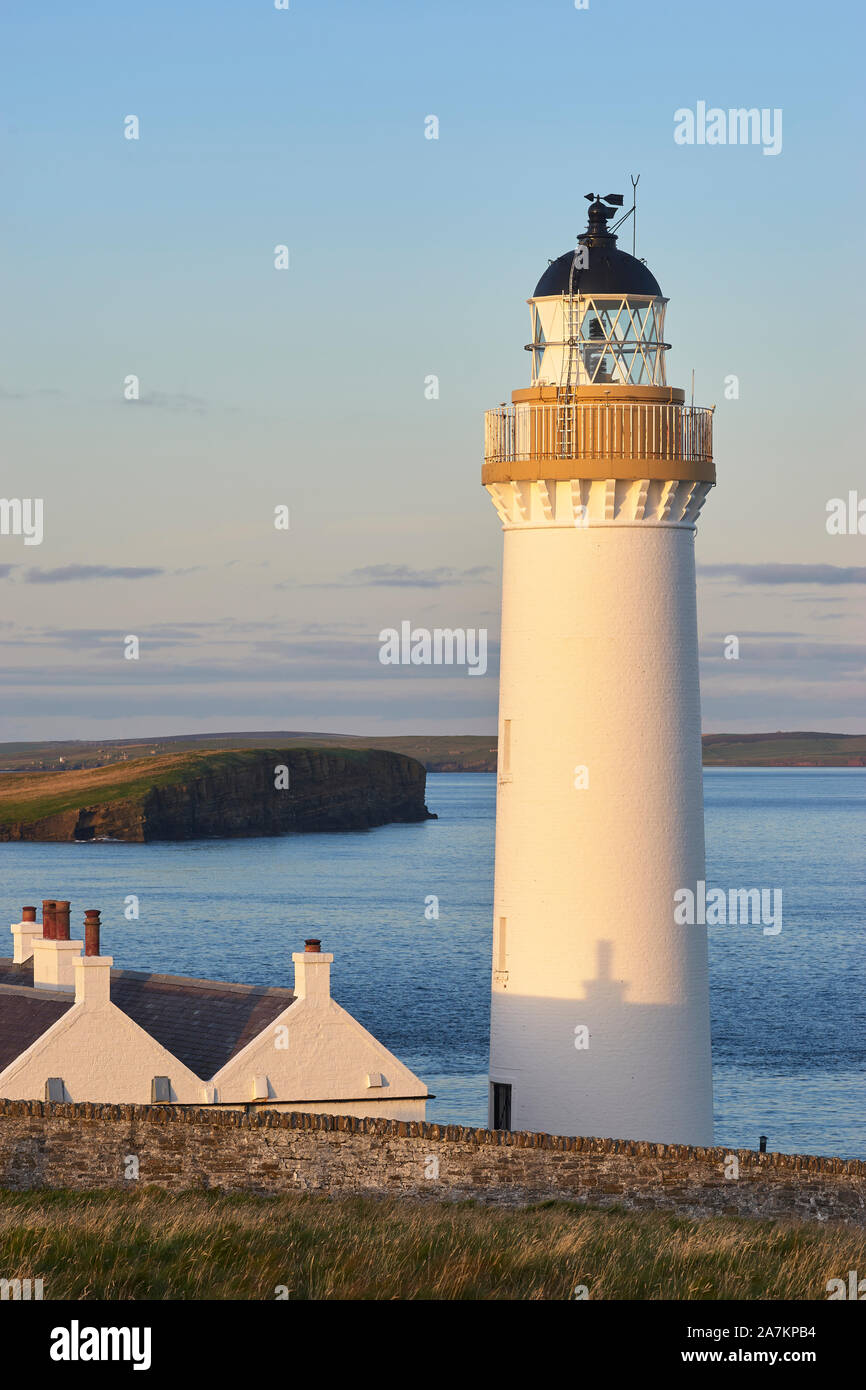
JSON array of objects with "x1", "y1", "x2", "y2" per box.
[{"x1": 0, "y1": 1100, "x2": 864, "y2": 1226}]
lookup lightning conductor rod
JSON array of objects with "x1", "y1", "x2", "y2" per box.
[{"x1": 609, "y1": 175, "x2": 640, "y2": 252}]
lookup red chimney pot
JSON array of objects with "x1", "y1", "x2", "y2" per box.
[
  {"x1": 84, "y1": 910, "x2": 101, "y2": 957},
  {"x1": 55, "y1": 900, "x2": 71, "y2": 941},
  {"x1": 42, "y1": 900, "x2": 57, "y2": 941},
  {"x1": 304, "y1": 938, "x2": 322, "y2": 953},
  {"x1": 22, "y1": 906, "x2": 36, "y2": 922}
]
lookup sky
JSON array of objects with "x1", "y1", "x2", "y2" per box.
[{"x1": 1, "y1": 0, "x2": 863, "y2": 740}]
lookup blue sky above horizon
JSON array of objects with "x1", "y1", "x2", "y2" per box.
[{"x1": 1, "y1": 0, "x2": 864, "y2": 739}]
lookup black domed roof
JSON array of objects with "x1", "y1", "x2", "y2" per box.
[
  {"x1": 533, "y1": 195, "x2": 663, "y2": 298},
  {"x1": 533, "y1": 245, "x2": 662, "y2": 298}
]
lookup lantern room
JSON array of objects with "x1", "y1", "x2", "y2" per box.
[{"x1": 527, "y1": 194, "x2": 670, "y2": 390}]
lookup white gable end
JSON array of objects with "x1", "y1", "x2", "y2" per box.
[{"x1": 211, "y1": 993, "x2": 428, "y2": 1116}]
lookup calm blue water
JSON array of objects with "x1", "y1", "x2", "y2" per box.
[{"x1": 1, "y1": 770, "x2": 863, "y2": 1157}]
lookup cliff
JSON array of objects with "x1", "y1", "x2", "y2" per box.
[{"x1": 0, "y1": 748, "x2": 435, "y2": 843}]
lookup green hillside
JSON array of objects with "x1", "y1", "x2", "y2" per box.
[{"x1": 0, "y1": 731, "x2": 864, "y2": 779}]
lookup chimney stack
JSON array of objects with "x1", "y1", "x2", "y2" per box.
[
  {"x1": 292, "y1": 939, "x2": 333, "y2": 1004},
  {"x1": 10, "y1": 906, "x2": 43, "y2": 964},
  {"x1": 32, "y1": 896, "x2": 83, "y2": 992},
  {"x1": 75, "y1": 911, "x2": 113, "y2": 1007}
]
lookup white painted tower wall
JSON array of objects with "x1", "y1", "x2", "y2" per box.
[{"x1": 487, "y1": 474, "x2": 715, "y2": 1145}]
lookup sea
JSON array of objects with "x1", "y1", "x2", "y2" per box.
[{"x1": 1, "y1": 769, "x2": 863, "y2": 1158}]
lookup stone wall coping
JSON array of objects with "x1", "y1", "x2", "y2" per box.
[{"x1": 1, "y1": 1097, "x2": 862, "y2": 1176}]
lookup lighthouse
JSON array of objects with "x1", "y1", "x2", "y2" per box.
[{"x1": 484, "y1": 193, "x2": 715, "y2": 1145}]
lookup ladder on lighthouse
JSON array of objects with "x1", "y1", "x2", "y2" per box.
[{"x1": 558, "y1": 291, "x2": 581, "y2": 458}]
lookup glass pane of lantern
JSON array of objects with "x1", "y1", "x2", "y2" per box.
[{"x1": 608, "y1": 302, "x2": 628, "y2": 341}]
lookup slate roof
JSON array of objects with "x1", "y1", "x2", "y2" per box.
[
  {"x1": 0, "y1": 957, "x2": 294, "y2": 1080},
  {"x1": 0, "y1": 959, "x2": 35, "y2": 989},
  {"x1": 109, "y1": 970, "x2": 294, "y2": 1077},
  {"x1": 0, "y1": 986, "x2": 74, "y2": 1073}
]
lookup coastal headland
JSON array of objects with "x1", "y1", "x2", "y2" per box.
[{"x1": 0, "y1": 746, "x2": 433, "y2": 843}]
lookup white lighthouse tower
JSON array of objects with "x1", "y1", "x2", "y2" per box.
[{"x1": 485, "y1": 194, "x2": 715, "y2": 1145}]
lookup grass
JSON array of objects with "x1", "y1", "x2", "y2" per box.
[
  {"x1": 1, "y1": 731, "x2": 864, "y2": 780},
  {"x1": 0, "y1": 1187, "x2": 863, "y2": 1300},
  {"x1": 701, "y1": 732, "x2": 866, "y2": 766}
]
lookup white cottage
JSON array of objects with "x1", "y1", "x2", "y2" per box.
[{"x1": 0, "y1": 903, "x2": 428, "y2": 1121}]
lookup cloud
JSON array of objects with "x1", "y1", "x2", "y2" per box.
[
  {"x1": 305, "y1": 563, "x2": 494, "y2": 590},
  {"x1": 700, "y1": 638, "x2": 866, "y2": 671},
  {"x1": 700, "y1": 563, "x2": 866, "y2": 585},
  {"x1": 705, "y1": 630, "x2": 810, "y2": 639},
  {"x1": 0, "y1": 683, "x2": 498, "y2": 725},
  {"x1": 24, "y1": 565, "x2": 166, "y2": 584},
  {"x1": 0, "y1": 385, "x2": 63, "y2": 401},
  {"x1": 0, "y1": 620, "x2": 501, "y2": 684},
  {"x1": 131, "y1": 390, "x2": 209, "y2": 413}
]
